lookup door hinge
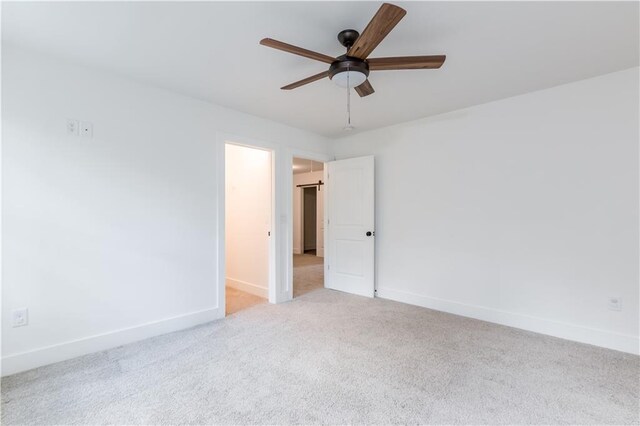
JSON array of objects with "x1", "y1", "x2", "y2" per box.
[
  {"x1": 327, "y1": 264, "x2": 330, "y2": 270},
  {"x1": 268, "y1": 231, "x2": 271, "y2": 236}
]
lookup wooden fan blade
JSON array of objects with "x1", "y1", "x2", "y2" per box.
[
  {"x1": 368, "y1": 55, "x2": 446, "y2": 70},
  {"x1": 260, "y1": 38, "x2": 335, "y2": 64},
  {"x1": 281, "y1": 71, "x2": 329, "y2": 90},
  {"x1": 347, "y1": 3, "x2": 407, "y2": 59},
  {"x1": 355, "y1": 80, "x2": 375, "y2": 97}
]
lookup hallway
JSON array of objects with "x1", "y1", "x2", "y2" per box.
[{"x1": 293, "y1": 254, "x2": 323, "y2": 297}]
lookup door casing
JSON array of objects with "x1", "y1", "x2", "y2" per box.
[{"x1": 216, "y1": 134, "x2": 334, "y2": 310}]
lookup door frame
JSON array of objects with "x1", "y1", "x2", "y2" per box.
[
  {"x1": 216, "y1": 134, "x2": 334, "y2": 309},
  {"x1": 216, "y1": 133, "x2": 279, "y2": 314},
  {"x1": 286, "y1": 149, "x2": 333, "y2": 299}
]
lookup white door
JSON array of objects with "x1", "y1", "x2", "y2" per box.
[{"x1": 325, "y1": 156, "x2": 375, "y2": 297}]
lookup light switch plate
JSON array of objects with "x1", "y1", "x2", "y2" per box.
[
  {"x1": 67, "y1": 119, "x2": 79, "y2": 135},
  {"x1": 80, "y1": 121, "x2": 93, "y2": 138}
]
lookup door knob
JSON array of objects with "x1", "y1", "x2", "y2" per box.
[{"x1": 366, "y1": 231, "x2": 373, "y2": 237}]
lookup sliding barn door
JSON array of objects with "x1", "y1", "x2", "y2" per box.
[{"x1": 325, "y1": 156, "x2": 375, "y2": 298}]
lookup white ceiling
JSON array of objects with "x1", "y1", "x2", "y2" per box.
[
  {"x1": 3, "y1": 2, "x2": 638, "y2": 138},
  {"x1": 293, "y1": 158, "x2": 324, "y2": 174}
]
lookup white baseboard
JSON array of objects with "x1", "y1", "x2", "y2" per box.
[
  {"x1": 226, "y1": 278, "x2": 268, "y2": 298},
  {"x1": 293, "y1": 248, "x2": 302, "y2": 255},
  {"x1": 376, "y1": 287, "x2": 639, "y2": 355},
  {"x1": 1, "y1": 307, "x2": 223, "y2": 377}
]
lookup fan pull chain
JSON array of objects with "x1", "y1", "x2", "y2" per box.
[{"x1": 344, "y1": 67, "x2": 354, "y2": 131}]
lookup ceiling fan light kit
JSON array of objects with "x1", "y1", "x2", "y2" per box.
[
  {"x1": 332, "y1": 71, "x2": 367, "y2": 89},
  {"x1": 260, "y1": 3, "x2": 446, "y2": 127}
]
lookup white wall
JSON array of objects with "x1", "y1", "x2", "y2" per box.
[
  {"x1": 1, "y1": 46, "x2": 331, "y2": 375},
  {"x1": 293, "y1": 171, "x2": 324, "y2": 256},
  {"x1": 332, "y1": 68, "x2": 639, "y2": 354},
  {"x1": 225, "y1": 144, "x2": 271, "y2": 298}
]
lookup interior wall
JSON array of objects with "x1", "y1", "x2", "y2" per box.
[
  {"x1": 332, "y1": 67, "x2": 640, "y2": 354},
  {"x1": 293, "y1": 170, "x2": 324, "y2": 257},
  {"x1": 225, "y1": 144, "x2": 271, "y2": 298},
  {"x1": 1, "y1": 46, "x2": 331, "y2": 375}
]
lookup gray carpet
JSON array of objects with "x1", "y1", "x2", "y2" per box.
[
  {"x1": 2, "y1": 289, "x2": 638, "y2": 425},
  {"x1": 293, "y1": 253, "x2": 324, "y2": 298}
]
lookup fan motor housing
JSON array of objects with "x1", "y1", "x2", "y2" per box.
[
  {"x1": 328, "y1": 55, "x2": 370, "y2": 81},
  {"x1": 337, "y1": 29, "x2": 360, "y2": 48}
]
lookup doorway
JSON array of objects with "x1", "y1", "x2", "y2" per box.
[
  {"x1": 292, "y1": 157, "x2": 325, "y2": 297},
  {"x1": 224, "y1": 142, "x2": 273, "y2": 315},
  {"x1": 217, "y1": 136, "x2": 373, "y2": 311}
]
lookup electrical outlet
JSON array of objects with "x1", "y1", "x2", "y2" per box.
[
  {"x1": 66, "y1": 119, "x2": 79, "y2": 135},
  {"x1": 80, "y1": 121, "x2": 93, "y2": 138},
  {"x1": 12, "y1": 308, "x2": 28, "y2": 327},
  {"x1": 608, "y1": 297, "x2": 622, "y2": 311}
]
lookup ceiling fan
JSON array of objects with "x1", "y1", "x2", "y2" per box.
[{"x1": 260, "y1": 3, "x2": 446, "y2": 97}]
